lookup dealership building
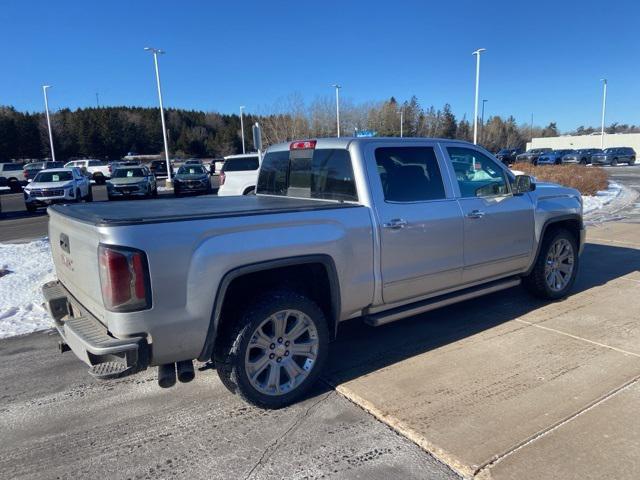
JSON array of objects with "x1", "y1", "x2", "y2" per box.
[{"x1": 527, "y1": 132, "x2": 640, "y2": 152}]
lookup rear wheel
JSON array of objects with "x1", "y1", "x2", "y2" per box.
[
  {"x1": 523, "y1": 228, "x2": 578, "y2": 300},
  {"x1": 580, "y1": 158, "x2": 587, "y2": 165},
  {"x1": 75, "y1": 189, "x2": 81, "y2": 202},
  {"x1": 243, "y1": 187, "x2": 256, "y2": 195},
  {"x1": 611, "y1": 158, "x2": 618, "y2": 166},
  {"x1": 93, "y1": 173, "x2": 105, "y2": 185},
  {"x1": 26, "y1": 203, "x2": 37, "y2": 213},
  {"x1": 629, "y1": 157, "x2": 635, "y2": 165},
  {"x1": 215, "y1": 290, "x2": 329, "y2": 409},
  {"x1": 8, "y1": 178, "x2": 20, "y2": 193},
  {"x1": 85, "y1": 186, "x2": 93, "y2": 202}
]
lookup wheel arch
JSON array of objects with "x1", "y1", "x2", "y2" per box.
[
  {"x1": 526, "y1": 214, "x2": 583, "y2": 276},
  {"x1": 198, "y1": 254, "x2": 341, "y2": 362}
]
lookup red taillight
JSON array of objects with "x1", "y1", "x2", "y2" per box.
[
  {"x1": 98, "y1": 245, "x2": 150, "y2": 312},
  {"x1": 290, "y1": 140, "x2": 317, "y2": 150},
  {"x1": 220, "y1": 171, "x2": 226, "y2": 185}
]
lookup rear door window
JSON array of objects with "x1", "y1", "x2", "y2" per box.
[
  {"x1": 2, "y1": 163, "x2": 21, "y2": 171},
  {"x1": 375, "y1": 147, "x2": 446, "y2": 202},
  {"x1": 257, "y1": 148, "x2": 358, "y2": 201}
]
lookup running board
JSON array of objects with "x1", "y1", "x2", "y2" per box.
[{"x1": 364, "y1": 277, "x2": 521, "y2": 327}]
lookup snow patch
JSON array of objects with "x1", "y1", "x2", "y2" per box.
[
  {"x1": 0, "y1": 239, "x2": 55, "y2": 338},
  {"x1": 582, "y1": 182, "x2": 621, "y2": 214}
]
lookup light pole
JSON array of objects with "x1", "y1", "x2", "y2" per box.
[
  {"x1": 480, "y1": 99, "x2": 488, "y2": 144},
  {"x1": 42, "y1": 85, "x2": 56, "y2": 162},
  {"x1": 239, "y1": 106, "x2": 246, "y2": 154},
  {"x1": 600, "y1": 78, "x2": 607, "y2": 149},
  {"x1": 400, "y1": 107, "x2": 404, "y2": 137},
  {"x1": 144, "y1": 47, "x2": 172, "y2": 184},
  {"x1": 472, "y1": 48, "x2": 486, "y2": 145},
  {"x1": 331, "y1": 84, "x2": 341, "y2": 137}
]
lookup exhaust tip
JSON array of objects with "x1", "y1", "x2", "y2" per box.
[
  {"x1": 177, "y1": 360, "x2": 195, "y2": 383},
  {"x1": 158, "y1": 363, "x2": 176, "y2": 388}
]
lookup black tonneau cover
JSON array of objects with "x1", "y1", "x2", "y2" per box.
[{"x1": 49, "y1": 195, "x2": 360, "y2": 227}]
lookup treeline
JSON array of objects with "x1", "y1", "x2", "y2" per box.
[{"x1": 0, "y1": 97, "x2": 568, "y2": 161}]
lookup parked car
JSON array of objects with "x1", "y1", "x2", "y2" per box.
[
  {"x1": 590, "y1": 147, "x2": 636, "y2": 166},
  {"x1": 0, "y1": 162, "x2": 25, "y2": 192},
  {"x1": 173, "y1": 164, "x2": 212, "y2": 196},
  {"x1": 106, "y1": 166, "x2": 157, "y2": 200},
  {"x1": 64, "y1": 159, "x2": 111, "y2": 184},
  {"x1": 515, "y1": 148, "x2": 552, "y2": 165},
  {"x1": 23, "y1": 167, "x2": 92, "y2": 212},
  {"x1": 43, "y1": 137, "x2": 584, "y2": 408},
  {"x1": 217, "y1": 153, "x2": 261, "y2": 196},
  {"x1": 495, "y1": 148, "x2": 523, "y2": 165},
  {"x1": 23, "y1": 161, "x2": 64, "y2": 183},
  {"x1": 562, "y1": 148, "x2": 603, "y2": 165},
  {"x1": 148, "y1": 159, "x2": 174, "y2": 178},
  {"x1": 537, "y1": 149, "x2": 576, "y2": 165},
  {"x1": 183, "y1": 159, "x2": 203, "y2": 166}
]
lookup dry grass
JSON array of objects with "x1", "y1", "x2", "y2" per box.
[{"x1": 512, "y1": 163, "x2": 609, "y2": 196}]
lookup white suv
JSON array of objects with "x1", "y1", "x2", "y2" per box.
[
  {"x1": 23, "y1": 167, "x2": 92, "y2": 212},
  {"x1": 217, "y1": 154, "x2": 260, "y2": 196},
  {"x1": 0, "y1": 162, "x2": 24, "y2": 192}
]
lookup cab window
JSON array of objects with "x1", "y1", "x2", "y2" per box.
[{"x1": 447, "y1": 147, "x2": 510, "y2": 198}]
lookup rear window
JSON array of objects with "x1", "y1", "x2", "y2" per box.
[
  {"x1": 2, "y1": 163, "x2": 22, "y2": 171},
  {"x1": 257, "y1": 148, "x2": 358, "y2": 202},
  {"x1": 222, "y1": 156, "x2": 259, "y2": 172}
]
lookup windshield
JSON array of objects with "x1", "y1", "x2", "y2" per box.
[
  {"x1": 34, "y1": 171, "x2": 73, "y2": 182},
  {"x1": 178, "y1": 165, "x2": 206, "y2": 175},
  {"x1": 603, "y1": 148, "x2": 615, "y2": 153},
  {"x1": 112, "y1": 168, "x2": 145, "y2": 178}
]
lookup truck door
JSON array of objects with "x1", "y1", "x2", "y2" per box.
[
  {"x1": 444, "y1": 146, "x2": 535, "y2": 283},
  {"x1": 366, "y1": 142, "x2": 464, "y2": 305}
]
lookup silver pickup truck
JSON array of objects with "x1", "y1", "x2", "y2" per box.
[{"x1": 43, "y1": 137, "x2": 584, "y2": 408}]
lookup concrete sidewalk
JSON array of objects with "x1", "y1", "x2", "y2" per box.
[{"x1": 327, "y1": 222, "x2": 640, "y2": 479}]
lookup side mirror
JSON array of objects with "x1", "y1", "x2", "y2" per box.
[{"x1": 513, "y1": 174, "x2": 536, "y2": 195}]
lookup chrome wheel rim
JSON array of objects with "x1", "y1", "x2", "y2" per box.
[
  {"x1": 545, "y1": 238, "x2": 575, "y2": 292},
  {"x1": 244, "y1": 309, "x2": 319, "y2": 396}
]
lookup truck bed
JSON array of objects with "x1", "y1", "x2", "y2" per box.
[{"x1": 49, "y1": 195, "x2": 360, "y2": 226}]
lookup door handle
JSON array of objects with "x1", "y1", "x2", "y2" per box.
[
  {"x1": 383, "y1": 218, "x2": 408, "y2": 229},
  {"x1": 466, "y1": 210, "x2": 485, "y2": 219}
]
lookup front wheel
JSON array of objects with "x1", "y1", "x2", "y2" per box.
[
  {"x1": 611, "y1": 158, "x2": 618, "y2": 166},
  {"x1": 215, "y1": 290, "x2": 329, "y2": 409},
  {"x1": 523, "y1": 228, "x2": 578, "y2": 300}
]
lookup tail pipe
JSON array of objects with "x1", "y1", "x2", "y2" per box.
[
  {"x1": 158, "y1": 363, "x2": 176, "y2": 388},
  {"x1": 177, "y1": 360, "x2": 195, "y2": 383}
]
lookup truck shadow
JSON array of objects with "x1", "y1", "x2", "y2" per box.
[{"x1": 321, "y1": 242, "x2": 640, "y2": 389}]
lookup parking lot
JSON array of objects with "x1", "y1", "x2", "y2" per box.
[{"x1": 0, "y1": 167, "x2": 638, "y2": 479}]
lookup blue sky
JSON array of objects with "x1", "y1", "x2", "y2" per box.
[{"x1": 1, "y1": 0, "x2": 638, "y2": 131}]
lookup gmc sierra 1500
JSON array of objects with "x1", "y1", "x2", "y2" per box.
[{"x1": 43, "y1": 137, "x2": 584, "y2": 408}]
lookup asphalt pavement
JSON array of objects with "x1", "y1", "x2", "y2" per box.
[{"x1": 0, "y1": 331, "x2": 458, "y2": 480}]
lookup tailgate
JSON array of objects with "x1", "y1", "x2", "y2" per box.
[{"x1": 49, "y1": 208, "x2": 106, "y2": 323}]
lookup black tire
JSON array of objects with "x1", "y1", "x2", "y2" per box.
[
  {"x1": 75, "y1": 189, "x2": 81, "y2": 202},
  {"x1": 523, "y1": 228, "x2": 579, "y2": 300},
  {"x1": 93, "y1": 173, "x2": 105, "y2": 185},
  {"x1": 26, "y1": 203, "x2": 37, "y2": 213},
  {"x1": 174, "y1": 189, "x2": 181, "y2": 197},
  {"x1": 107, "y1": 194, "x2": 114, "y2": 201},
  {"x1": 580, "y1": 158, "x2": 587, "y2": 165},
  {"x1": 153, "y1": 185, "x2": 158, "y2": 197},
  {"x1": 85, "y1": 186, "x2": 93, "y2": 202},
  {"x1": 629, "y1": 157, "x2": 635, "y2": 165},
  {"x1": 215, "y1": 290, "x2": 329, "y2": 409},
  {"x1": 611, "y1": 158, "x2": 618, "y2": 167},
  {"x1": 8, "y1": 178, "x2": 20, "y2": 193},
  {"x1": 243, "y1": 187, "x2": 256, "y2": 195}
]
